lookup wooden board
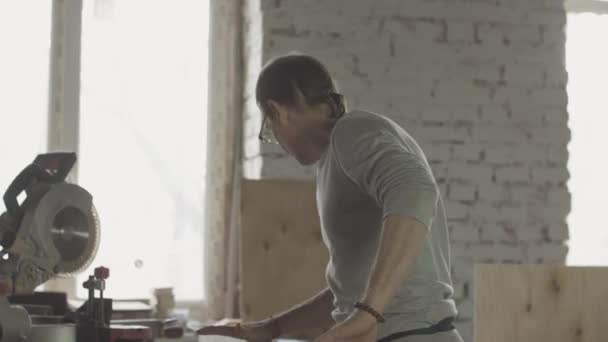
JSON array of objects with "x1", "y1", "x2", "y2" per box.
[
  {"x1": 474, "y1": 264, "x2": 608, "y2": 342},
  {"x1": 240, "y1": 179, "x2": 328, "y2": 322}
]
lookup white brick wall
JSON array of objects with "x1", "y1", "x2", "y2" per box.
[{"x1": 243, "y1": 1, "x2": 569, "y2": 340}]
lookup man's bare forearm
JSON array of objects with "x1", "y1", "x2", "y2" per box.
[
  {"x1": 362, "y1": 215, "x2": 427, "y2": 312},
  {"x1": 273, "y1": 287, "x2": 335, "y2": 338}
]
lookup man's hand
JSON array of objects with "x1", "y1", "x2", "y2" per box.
[
  {"x1": 197, "y1": 318, "x2": 279, "y2": 342},
  {"x1": 198, "y1": 288, "x2": 334, "y2": 341},
  {"x1": 313, "y1": 311, "x2": 377, "y2": 342}
]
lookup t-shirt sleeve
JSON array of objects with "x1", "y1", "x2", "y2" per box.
[{"x1": 331, "y1": 122, "x2": 439, "y2": 230}]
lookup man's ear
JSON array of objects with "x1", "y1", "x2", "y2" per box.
[{"x1": 267, "y1": 100, "x2": 290, "y2": 125}]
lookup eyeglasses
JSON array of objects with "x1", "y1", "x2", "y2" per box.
[
  {"x1": 258, "y1": 115, "x2": 279, "y2": 144},
  {"x1": 257, "y1": 92, "x2": 345, "y2": 145}
]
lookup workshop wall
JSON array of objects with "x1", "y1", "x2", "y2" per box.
[{"x1": 242, "y1": 1, "x2": 570, "y2": 340}]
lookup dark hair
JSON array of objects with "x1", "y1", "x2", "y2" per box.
[{"x1": 255, "y1": 53, "x2": 346, "y2": 118}]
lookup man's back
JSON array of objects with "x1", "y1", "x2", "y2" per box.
[{"x1": 316, "y1": 110, "x2": 458, "y2": 339}]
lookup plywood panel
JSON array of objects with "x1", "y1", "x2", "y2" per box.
[
  {"x1": 240, "y1": 179, "x2": 328, "y2": 321},
  {"x1": 475, "y1": 264, "x2": 608, "y2": 342}
]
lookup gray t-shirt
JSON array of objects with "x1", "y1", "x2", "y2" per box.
[{"x1": 316, "y1": 110, "x2": 458, "y2": 338}]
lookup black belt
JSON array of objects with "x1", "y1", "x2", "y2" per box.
[{"x1": 378, "y1": 316, "x2": 456, "y2": 342}]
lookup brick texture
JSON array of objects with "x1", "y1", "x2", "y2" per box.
[{"x1": 243, "y1": 1, "x2": 569, "y2": 341}]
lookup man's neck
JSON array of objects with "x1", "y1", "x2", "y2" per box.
[{"x1": 308, "y1": 119, "x2": 338, "y2": 163}]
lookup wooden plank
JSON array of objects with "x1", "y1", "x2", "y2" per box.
[
  {"x1": 240, "y1": 179, "x2": 328, "y2": 322},
  {"x1": 474, "y1": 264, "x2": 608, "y2": 342}
]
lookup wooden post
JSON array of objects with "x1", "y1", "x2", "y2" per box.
[
  {"x1": 44, "y1": 0, "x2": 83, "y2": 297},
  {"x1": 204, "y1": 0, "x2": 243, "y2": 320}
]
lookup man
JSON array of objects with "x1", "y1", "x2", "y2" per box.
[{"x1": 199, "y1": 54, "x2": 464, "y2": 342}]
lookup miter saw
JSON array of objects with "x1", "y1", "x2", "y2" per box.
[
  {"x1": 0, "y1": 152, "x2": 99, "y2": 292},
  {"x1": 0, "y1": 153, "x2": 174, "y2": 342},
  {"x1": 0, "y1": 152, "x2": 101, "y2": 341}
]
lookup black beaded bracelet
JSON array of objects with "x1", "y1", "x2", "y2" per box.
[{"x1": 354, "y1": 301, "x2": 386, "y2": 323}]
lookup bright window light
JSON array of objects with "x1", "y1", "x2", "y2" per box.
[
  {"x1": 0, "y1": 1, "x2": 51, "y2": 207},
  {"x1": 566, "y1": 12, "x2": 608, "y2": 266},
  {"x1": 78, "y1": 0, "x2": 209, "y2": 300}
]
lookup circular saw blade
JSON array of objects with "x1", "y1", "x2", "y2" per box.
[
  {"x1": 51, "y1": 204, "x2": 100, "y2": 275},
  {"x1": 31, "y1": 182, "x2": 100, "y2": 275}
]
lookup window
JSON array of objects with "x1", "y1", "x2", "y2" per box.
[
  {"x1": 0, "y1": 1, "x2": 52, "y2": 208},
  {"x1": 566, "y1": 11, "x2": 608, "y2": 265},
  {"x1": 78, "y1": 0, "x2": 209, "y2": 300}
]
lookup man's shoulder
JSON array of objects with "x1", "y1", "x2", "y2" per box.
[
  {"x1": 333, "y1": 110, "x2": 394, "y2": 136},
  {"x1": 341, "y1": 109, "x2": 394, "y2": 124},
  {"x1": 329, "y1": 110, "x2": 407, "y2": 162},
  {"x1": 330, "y1": 110, "x2": 424, "y2": 160}
]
